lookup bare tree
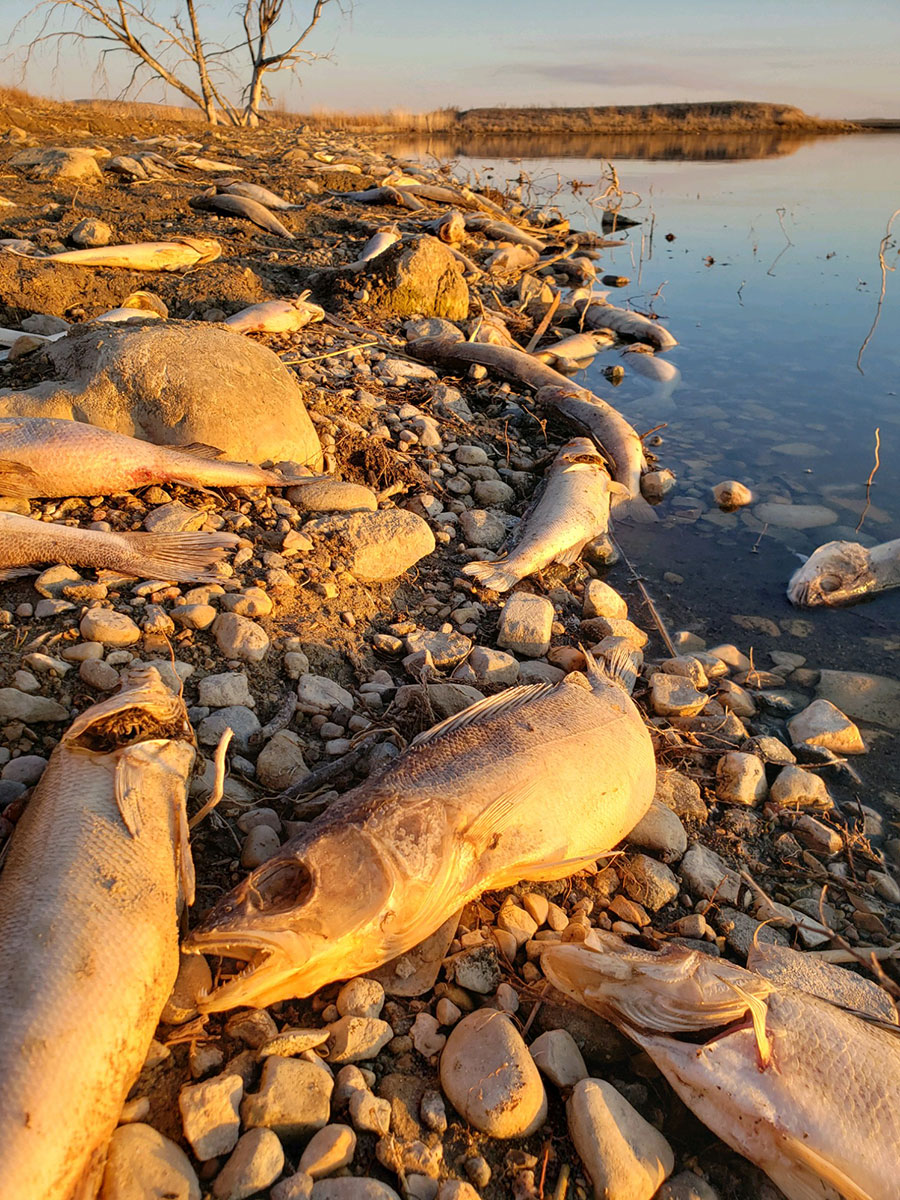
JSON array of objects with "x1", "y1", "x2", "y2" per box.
[{"x1": 10, "y1": 0, "x2": 347, "y2": 125}]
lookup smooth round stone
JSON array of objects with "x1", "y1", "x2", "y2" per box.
[
  {"x1": 213, "y1": 1128, "x2": 284, "y2": 1200},
  {"x1": 439, "y1": 1010, "x2": 547, "y2": 1138},
  {"x1": 101, "y1": 1123, "x2": 200, "y2": 1200},
  {"x1": 754, "y1": 502, "x2": 837, "y2": 529},
  {"x1": 80, "y1": 608, "x2": 141, "y2": 646},
  {"x1": 567, "y1": 1078, "x2": 673, "y2": 1199},
  {"x1": 311, "y1": 1180, "x2": 401, "y2": 1200},
  {"x1": 298, "y1": 1124, "x2": 357, "y2": 1179},
  {"x1": 1, "y1": 754, "x2": 47, "y2": 785}
]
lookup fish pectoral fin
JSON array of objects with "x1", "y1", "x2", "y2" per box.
[
  {"x1": 409, "y1": 682, "x2": 556, "y2": 749},
  {"x1": 770, "y1": 1138, "x2": 870, "y2": 1200},
  {"x1": 114, "y1": 757, "x2": 145, "y2": 837},
  {"x1": 0, "y1": 458, "x2": 40, "y2": 495},
  {"x1": 176, "y1": 442, "x2": 227, "y2": 459},
  {"x1": 554, "y1": 539, "x2": 589, "y2": 567},
  {"x1": 463, "y1": 780, "x2": 540, "y2": 855}
]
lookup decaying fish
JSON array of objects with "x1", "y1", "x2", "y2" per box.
[
  {"x1": 176, "y1": 154, "x2": 242, "y2": 172},
  {"x1": 533, "y1": 330, "x2": 614, "y2": 372},
  {"x1": 463, "y1": 437, "x2": 626, "y2": 592},
  {"x1": 622, "y1": 344, "x2": 681, "y2": 385},
  {"x1": 580, "y1": 298, "x2": 677, "y2": 350},
  {"x1": 190, "y1": 190, "x2": 294, "y2": 239},
  {"x1": 0, "y1": 416, "x2": 319, "y2": 497},
  {"x1": 186, "y1": 651, "x2": 655, "y2": 1009},
  {"x1": 0, "y1": 666, "x2": 197, "y2": 1200},
  {"x1": 788, "y1": 538, "x2": 900, "y2": 607},
  {"x1": 0, "y1": 510, "x2": 238, "y2": 583},
  {"x1": 223, "y1": 293, "x2": 325, "y2": 335},
  {"x1": 217, "y1": 179, "x2": 300, "y2": 211},
  {"x1": 350, "y1": 224, "x2": 402, "y2": 266},
  {"x1": 464, "y1": 214, "x2": 546, "y2": 252},
  {"x1": 40, "y1": 237, "x2": 221, "y2": 271},
  {"x1": 543, "y1": 931, "x2": 900, "y2": 1200}
]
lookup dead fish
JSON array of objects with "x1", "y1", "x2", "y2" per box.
[
  {"x1": 543, "y1": 931, "x2": 900, "y2": 1200},
  {"x1": 338, "y1": 185, "x2": 426, "y2": 212},
  {"x1": 622, "y1": 344, "x2": 680, "y2": 385},
  {"x1": 185, "y1": 650, "x2": 655, "y2": 1009},
  {"x1": 580, "y1": 298, "x2": 677, "y2": 350},
  {"x1": 190, "y1": 190, "x2": 294, "y2": 239},
  {"x1": 534, "y1": 330, "x2": 614, "y2": 372},
  {"x1": 217, "y1": 179, "x2": 300, "y2": 210},
  {"x1": 486, "y1": 244, "x2": 541, "y2": 271},
  {"x1": 464, "y1": 215, "x2": 546, "y2": 252},
  {"x1": 176, "y1": 154, "x2": 242, "y2": 172},
  {"x1": 223, "y1": 293, "x2": 325, "y2": 335},
  {"x1": 787, "y1": 537, "x2": 900, "y2": 607},
  {"x1": 40, "y1": 237, "x2": 221, "y2": 270},
  {"x1": 0, "y1": 666, "x2": 196, "y2": 1200},
  {"x1": 0, "y1": 416, "x2": 318, "y2": 498},
  {"x1": 351, "y1": 224, "x2": 401, "y2": 265},
  {"x1": 0, "y1": 509, "x2": 239, "y2": 583},
  {"x1": 463, "y1": 438, "x2": 627, "y2": 592},
  {"x1": 423, "y1": 209, "x2": 466, "y2": 244}
]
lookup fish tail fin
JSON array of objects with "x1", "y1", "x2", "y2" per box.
[
  {"x1": 461, "y1": 558, "x2": 518, "y2": 592},
  {"x1": 581, "y1": 643, "x2": 640, "y2": 695},
  {"x1": 119, "y1": 531, "x2": 241, "y2": 583},
  {"x1": 612, "y1": 493, "x2": 658, "y2": 524}
]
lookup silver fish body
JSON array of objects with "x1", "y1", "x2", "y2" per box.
[
  {"x1": 534, "y1": 331, "x2": 614, "y2": 371},
  {"x1": 218, "y1": 180, "x2": 299, "y2": 211},
  {"x1": 192, "y1": 192, "x2": 294, "y2": 239},
  {"x1": 581, "y1": 300, "x2": 677, "y2": 350},
  {"x1": 0, "y1": 667, "x2": 196, "y2": 1200},
  {"x1": 186, "y1": 655, "x2": 655, "y2": 1011},
  {"x1": 352, "y1": 226, "x2": 401, "y2": 265},
  {"x1": 223, "y1": 295, "x2": 325, "y2": 335},
  {"x1": 46, "y1": 238, "x2": 221, "y2": 270},
  {"x1": 0, "y1": 510, "x2": 238, "y2": 583},
  {"x1": 463, "y1": 437, "x2": 626, "y2": 591},
  {"x1": 788, "y1": 538, "x2": 900, "y2": 607},
  {"x1": 543, "y1": 932, "x2": 900, "y2": 1200},
  {"x1": 0, "y1": 415, "x2": 304, "y2": 497}
]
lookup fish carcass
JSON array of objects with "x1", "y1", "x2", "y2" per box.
[
  {"x1": 0, "y1": 667, "x2": 197, "y2": 1200},
  {"x1": 543, "y1": 931, "x2": 900, "y2": 1200},
  {"x1": 0, "y1": 416, "x2": 319, "y2": 497},
  {"x1": 533, "y1": 330, "x2": 614, "y2": 372},
  {"x1": 190, "y1": 190, "x2": 294, "y2": 240},
  {"x1": 788, "y1": 538, "x2": 900, "y2": 607},
  {"x1": 217, "y1": 179, "x2": 300, "y2": 211},
  {"x1": 463, "y1": 437, "x2": 626, "y2": 592},
  {"x1": 186, "y1": 651, "x2": 655, "y2": 1010},
  {"x1": 222, "y1": 294, "x2": 325, "y2": 335},
  {"x1": 0, "y1": 510, "x2": 238, "y2": 583},
  {"x1": 43, "y1": 237, "x2": 221, "y2": 270}
]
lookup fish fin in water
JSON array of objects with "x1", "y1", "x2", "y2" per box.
[
  {"x1": 612, "y1": 493, "x2": 659, "y2": 524},
  {"x1": 409, "y1": 683, "x2": 555, "y2": 749},
  {"x1": 767, "y1": 1143, "x2": 868, "y2": 1200},
  {"x1": 114, "y1": 757, "x2": 144, "y2": 837},
  {"x1": 118, "y1": 531, "x2": 240, "y2": 583},
  {"x1": 582, "y1": 644, "x2": 640, "y2": 695},
  {"x1": 175, "y1": 442, "x2": 227, "y2": 459},
  {"x1": 0, "y1": 566, "x2": 38, "y2": 581},
  {"x1": 461, "y1": 557, "x2": 520, "y2": 592},
  {"x1": 0, "y1": 458, "x2": 41, "y2": 496}
]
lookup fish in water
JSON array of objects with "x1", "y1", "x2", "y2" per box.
[
  {"x1": 533, "y1": 330, "x2": 614, "y2": 372},
  {"x1": 191, "y1": 190, "x2": 294, "y2": 239},
  {"x1": 622, "y1": 344, "x2": 680, "y2": 385},
  {"x1": 39, "y1": 237, "x2": 221, "y2": 271},
  {"x1": 579, "y1": 298, "x2": 677, "y2": 350},
  {"x1": 788, "y1": 538, "x2": 900, "y2": 607},
  {"x1": 185, "y1": 651, "x2": 655, "y2": 1010},
  {"x1": 0, "y1": 416, "x2": 318, "y2": 497},
  {"x1": 463, "y1": 437, "x2": 627, "y2": 592},
  {"x1": 0, "y1": 509, "x2": 239, "y2": 583},
  {"x1": 217, "y1": 179, "x2": 300, "y2": 210},
  {"x1": 223, "y1": 293, "x2": 325, "y2": 335},
  {"x1": 0, "y1": 666, "x2": 197, "y2": 1200},
  {"x1": 543, "y1": 931, "x2": 900, "y2": 1200}
]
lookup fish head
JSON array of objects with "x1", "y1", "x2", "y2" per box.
[
  {"x1": 64, "y1": 664, "x2": 192, "y2": 751},
  {"x1": 787, "y1": 540, "x2": 877, "y2": 606},
  {"x1": 185, "y1": 822, "x2": 393, "y2": 1011}
]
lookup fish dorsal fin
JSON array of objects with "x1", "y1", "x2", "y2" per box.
[
  {"x1": 114, "y1": 756, "x2": 144, "y2": 837},
  {"x1": 176, "y1": 442, "x2": 227, "y2": 459},
  {"x1": 408, "y1": 682, "x2": 556, "y2": 749},
  {"x1": 770, "y1": 1138, "x2": 871, "y2": 1200}
]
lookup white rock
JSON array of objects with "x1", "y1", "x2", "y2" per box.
[
  {"x1": 299, "y1": 1124, "x2": 357, "y2": 1178},
  {"x1": 240, "y1": 1058, "x2": 334, "y2": 1138},
  {"x1": 567, "y1": 1078, "x2": 674, "y2": 1199},
  {"x1": 198, "y1": 671, "x2": 255, "y2": 708},
  {"x1": 348, "y1": 1088, "x2": 392, "y2": 1135},
  {"x1": 336, "y1": 977, "x2": 385, "y2": 1019},
  {"x1": 715, "y1": 752, "x2": 767, "y2": 806},
  {"x1": 411, "y1": 1012, "x2": 447, "y2": 1057},
  {"x1": 241, "y1": 824, "x2": 281, "y2": 867},
  {"x1": 179, "y1": 1073, "x2": 243, "y2": 1160},
  {"x1": 583, "y1": 579, "x2": 628, "y2": 620},
  {"x1": 297, "y1": 674, "x2": 354, "y2": 713},
  {"x1": 272, "y1": 1172, "x2": 315, "y2": 1200},
  {"x1": 256, "y1": 729, "x2": 310, "y2": 790},
  {"x1": 497, "y1": 592, "x2": 554, "y2": 658},
  {"x1": 678, "y1": 844, "x2": 741, "y2": 905},
  {"x1": 0, "y1": 688, "x2": 67, "y2": 722},
  {"x1": 101, "y1": 1123, "x2": 200, "y2": 1200},
  {"x1": 213, "y1": 612, "x2": 270, "y2": 663},
  {"x1": 311, "y1": 1179, "x2": 401, "y2": 1200},
  {"x1": 649, "y1": 674, "x2": 708, "y2": 718},
  {"x1": 80, "y1": 608, "x2": 141, "y2": 646},
  {"x1": 788, "y1": 699, "x2": 866, "y2": 755},
  {"x1": 769, "y1": 765, "x2": 831, "y2": 810},
  {"x1": 626, "y1": 801, "x2": 687, "y2": 862},
  {"x1": 213, "y1": 1128, "x2": 284, "y2": 1200},
  {"x1": 326, "y1": 1016, "x2": 394, "y2": 1063},
  {"x1": 529, "y1": 1029, "x2": 588, "y2": 1088},
  {"x1": 439, "y1": 1010, "x2": 547, "y2": 1138}
]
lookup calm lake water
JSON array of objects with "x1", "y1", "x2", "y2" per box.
[{"x1": 398, "y1": 131, "x2": 900, "y2": 792}]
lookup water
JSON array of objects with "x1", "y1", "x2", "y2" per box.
[{"x1": 399, "y1": 131, "x2": 900, "y2": 790}]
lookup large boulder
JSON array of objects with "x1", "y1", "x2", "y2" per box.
[
  {"x1": 0, "y1": 322, "x2": 322, "y2": 470},
  {"x1": 10, "y1": 146, "x2": 103, "y2": 182},
  {"x1": 364, "y1": 236, "x2": 469, "y2": 320}
]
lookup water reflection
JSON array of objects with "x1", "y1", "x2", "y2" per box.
[{"x1": 392, "y1": 131, "x2": 851, "y2": 164}]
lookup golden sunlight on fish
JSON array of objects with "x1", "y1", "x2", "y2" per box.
[
  {"x1": 463, "y1": 437, "x2": 627, "y2": 592},
  {"x1": 0, "y1": 667, "x2": 196, "y2": 1200},
  {"x1": 42, "y1": 237, "x2": 222, "y2": 270},
  {"x1": 788, "y1": 537, "x2": 900, "y2": 607},
  {"x1": 186, "y1": 651, "x2": 655, "y2": 1011},
  {"x1": 222, "y1": 293, "x2": 325, "y2": 334},
  {"x1": 543, "y1": 931, "x2": 900, "y2": 1200}
]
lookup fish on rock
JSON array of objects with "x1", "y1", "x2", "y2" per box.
[
  {"x1": 0, "y1": 510, "x2": 239, "y2": 583},
  {"x1": 349, "y1": 224, "x2": 402, "y2": 266},
  {"x1": 40, "y1": 237, "x2": 221, "y2": 270},
  {"x1": 463, "y1": 437, "x2": 627, "y2": 592},
  {"x1": 190, "y1": 190, "x2": 294, "y2": 239},
  {"x1": 0, "y1": 416, "x2": 319, "y2": 497},
  {"x1": 185, "y1": 650, "x2": 656, "y2": 1010},
  {"x1": 787, "y1": 537, "x2": 900, "y2": 607},
  {"x1": 0, "y1": 666, "x2": 197, "y2": 1200},
  {"x1": 542, "y1": 931, "x2": 900, "y2": 1200},
  {"x1": 223, "y1": 293, "x2": 325, "y2": 334}
]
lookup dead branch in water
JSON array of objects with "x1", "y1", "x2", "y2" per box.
[
  {"x1": 856, "y1": 208, "x2": 900, "y2": 374},
  {"x1": 855, "y1": 426, "x2": 882, "y2": 533}
]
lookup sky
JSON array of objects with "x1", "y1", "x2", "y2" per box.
[{"x1": 7, "y1": 0, "x2": 900, "y2": 118}]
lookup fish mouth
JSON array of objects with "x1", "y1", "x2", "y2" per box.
[{"x1": 184, "y1": 928, "x2": 312, "y2": 1012}]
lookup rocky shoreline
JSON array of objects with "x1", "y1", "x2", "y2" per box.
[{"x1": 0, "y1": 112, "x2": 897, "y2": 1200}]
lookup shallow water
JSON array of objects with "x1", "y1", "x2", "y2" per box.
[{"x1": 399, "y1": 132, "x2": 900, "y2": 793}]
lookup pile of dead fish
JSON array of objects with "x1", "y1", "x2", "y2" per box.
[{"x1": 0, "y1": 120, "x2": 897, "y2": 1200}]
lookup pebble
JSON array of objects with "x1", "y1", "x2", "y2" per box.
[
  {"x1": 311, "y1": 1180, "x2": 401, "y2": 1200},
  {"x1": 654, "y1": 769, "x2": 708, "y2": 821},
  {"x1": 448, "y1": 944, "x2": 502, "y2": 993},
  {"x1": 459, "y1": 646, "x2": 519, "y2": 686},
  {"x1": 678, "y1": 844, "x2": 741, "y2": 904},
  {"x1": 272, "y1": 1172, "x2": 315, "y2": 1200},
  {"x1": 240, "y1": 1057, "x2": 334, "y2": 1138},
  {"x1": 213, "y1": 612, "x2": 270, "y2": 663},
  {"x1": 715, "y1": 679, "x2": 756, "y2": 717},
  {"x1": 788, "y1": 699, "x2": 865, "y2": 755},
  {"x1": 213, "y1": 1128, "x2": 284, "y2": 1200},
  {"x1": 226, "y1": 1009, "x2": 279, "y2": 1047},
  {"x1": 327, "y1": 1016, "x2": 394, "y2": 1063},
  {"x1": 79, "y1": 658, "x2": 120, "y2": 690},
  {"x1": 754, "y1": 502, "x2": 837, "y2": 529},
  {"x1": 792, "y1": 814, "x2": 843, "y2": 855},
  {"x1": 439, "y1": 1010, "x2": 547, "y2": 1137},
  {"x1": 256, "y1": 729, "x2": 310, "y2": 790},
  {"x1": 299, "y1": 1124, "x2": 357, "y2": 1178},
  {"x1": 567, "y1": 1078, "x2": 674, "y2": 1200},
  {"x1": 626, "y1": 801, "x2": 687, "y2": 862},
  {"x1": 715, "y1": 752, "x2": 767, "y2": 806},
  {"x1": 459, "y1": 509, "x2": 507, "y2": 549},
  {"x1": 583, "y1": 579, "x2": 628, "y2": 619},
  {"x1": 173, "y1": 603, "x2": 217, "y2": 630},
  {"x1": 79, "y1": 608, "x2": 141, "y2": 646},
  {"x1": 497, "y1": 592, "x2": 554, "y2": 658},
  {"x1": 348, "y1": 1088, "x2": 392, "y2": 1135},
  {"x1": 179, "y1": 1073, "x2": 243, "y2": 1160},
  {"x1": 657, "y1": 1171, "x2": 721, "y2": 1199},
  {"x1": 497, "y1": 901, "x2": 538, "y2": 947},
  {"x1": 223, "y1": 587, "x2": 274, "y2": 618},
  {"x1": 0, "y1": 688, "x2": 68, "y2": 722},
  {"x1": 622, "y1": 854, "x2": 679, "y2": 910},
  {"x1": 198, "y1": 671, "x2": 255, "y2": 708},
  {"x1": 102, "y1": 1123, "x2": 200, "y2": 1200},
  {"x1": 529, "y1": 1029, "x2": 588, "y2": 1087},
  {"x1": 198, "y1": 704, "x2": 260, "y2": 752},
  {"x1": 649, "y1": 674, "x2": 708, "y2": 718},
  {"x1": 1, "y1": 754, "x2": 47, "y2": 785},
  {"x1": 297, "y1": 674, "x2": 355, "y2": 713},
  {"x1": 241, "y1": 824, "x2": 281, "y2": 867},
  {"x1": 769, "y1": 765, "x2": 830, "y2": 810},
  {"x1": 410, "y1": 1012, "x2": 447, "y2": 1056},
  {"x1": 336, "y1": 977, "x2": 385, "y2": 1019}
]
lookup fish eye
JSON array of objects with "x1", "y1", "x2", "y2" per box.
[{"x1": 819, "y1": 574, "x2": 843, "y2": 594}]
